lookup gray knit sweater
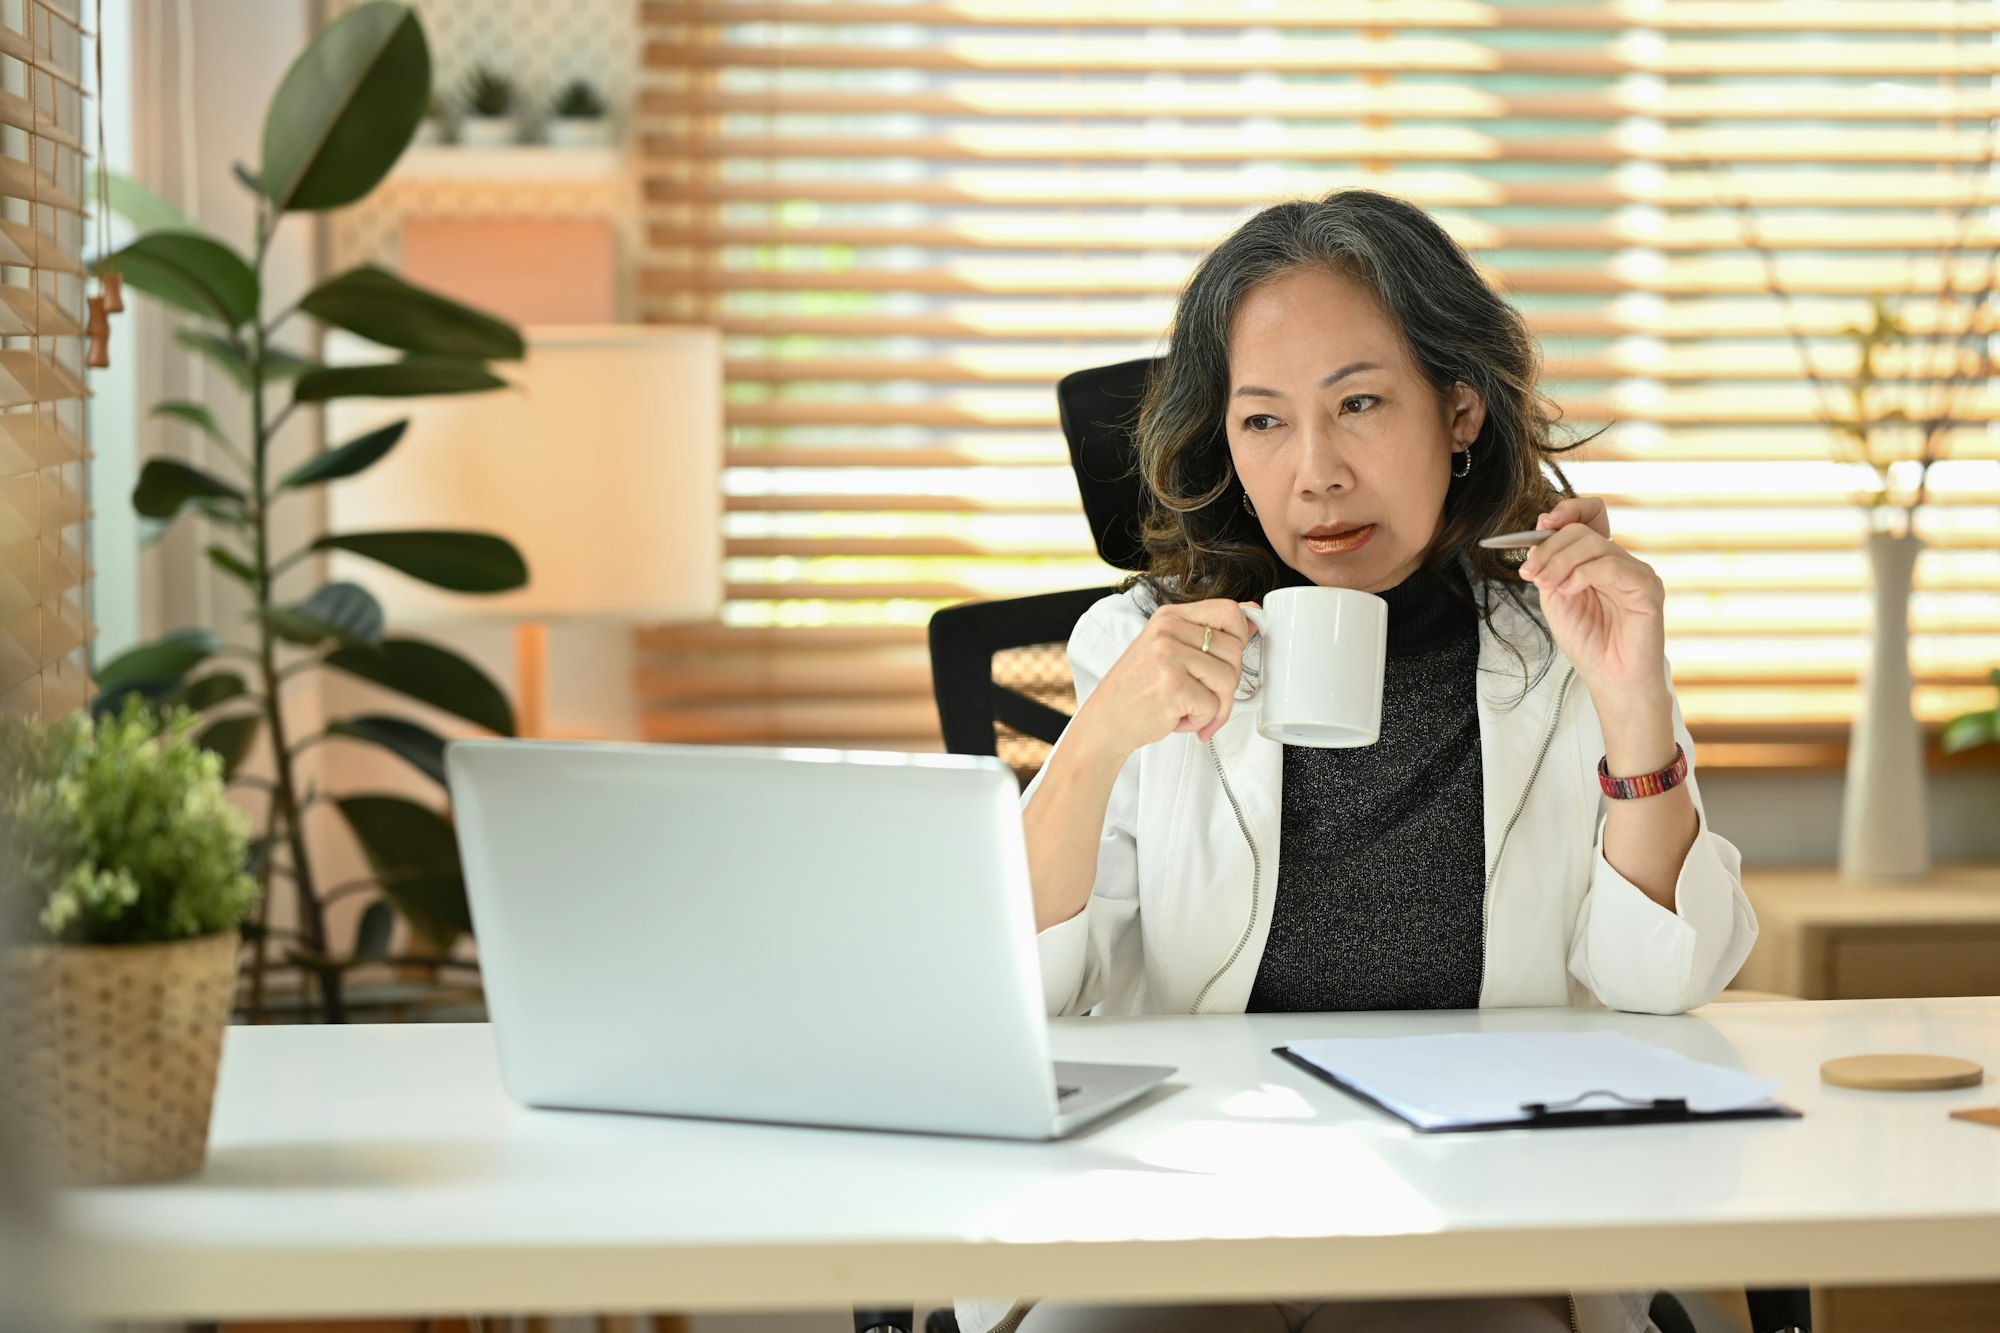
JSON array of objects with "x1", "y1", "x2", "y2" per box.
[{"x1": 1246, "y1": 567, "x2": 1487, "y2": 1013}]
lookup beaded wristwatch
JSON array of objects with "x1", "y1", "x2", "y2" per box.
[{"x1": 1598, "y1": 743, "x2": 1688, "y2": 800}]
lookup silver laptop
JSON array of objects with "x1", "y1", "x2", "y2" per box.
[{"x1": 447, "y1": 740, "x2": 1173, "y2": 1140}]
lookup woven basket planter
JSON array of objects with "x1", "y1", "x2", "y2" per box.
[{"x1": 5, "y1": 930, "x2": 239, "y2": 1184}]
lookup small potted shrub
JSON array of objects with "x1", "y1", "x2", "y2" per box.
[
  {"x1": 413, "y1": 92, "x2": 450, "y2": 146},
  {"x1": 1, "y1": 701, "x2": 260, "y2": 1184},
  {"x1": 458, "y1": 65, "x2": 519, "y2": 147},
  {"x1": 548, "y1": 78, "x2": 611, "y2": 148}
]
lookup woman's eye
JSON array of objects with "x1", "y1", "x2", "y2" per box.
[
  {"x1": 1341, "y1": 394, "x2": 1380, "y2": 414},
  {"x1": 1241, "y1": 414, "x2": 1281, "y2": 432}
]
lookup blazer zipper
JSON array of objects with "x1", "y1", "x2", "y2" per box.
[
  {"x1": 1189, "y1": 737, "x2": 1262, "y2": 1015},
  {"x1": 1484, "y1": 666, "x2": 1576, "y2": 899}
]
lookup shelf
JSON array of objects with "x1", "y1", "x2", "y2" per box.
[{"x1": 390, "y1": 144, "x2": 626, "y2": 183}]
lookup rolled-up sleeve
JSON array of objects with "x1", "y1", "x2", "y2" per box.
[
  {"x1": 1022, "y1": 605, "x2": 1142, "y2": 1016},
  {"x1": 1566, "y1": 681, "x2": 1759, "y2": 1015}
]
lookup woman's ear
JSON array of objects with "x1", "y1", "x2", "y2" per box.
[{"x1": 1448, "y1": 381, "x2": 1486, "y2": 445}]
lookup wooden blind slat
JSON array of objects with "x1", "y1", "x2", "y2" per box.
[
  {"x1": 654, "y1": 216, "x2": 2000, "y2": 253},
  {"x1": 0, "y1": 286, "x2": 81, "y2": 337},
  {"x1": 646, "y1": 86, "x2": 2000, "y2": 121},
  {"x1": 652, "y1": 38, "x2": 2000, "y2": 78},
  {"x1": 644, "y1": 129, "x2": 2000, "y2": 167},
  {"x1": 641, "y1": 173, "x2": 2000, "y2": 211},
  {"x1": 644, "y1": 0, "x2": 2000, "y2": 31},
  {"x1": 0, "y1": 351, "x2": 88, "y2": 407},
  {"x1": 0, "y1": 152, "x2": 81, "y2": 212},
  {"x1": 0, "y1": 86, "x2": 81, "y2": 149}
]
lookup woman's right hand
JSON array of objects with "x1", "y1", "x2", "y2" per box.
[{"x1": 1070, "y1": 599, "x2": 1258, "y2": 758}]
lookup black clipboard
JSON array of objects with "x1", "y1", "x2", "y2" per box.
[{"x1": 1274, "y1": 1045, "x2": 1802, "y2": 1134}]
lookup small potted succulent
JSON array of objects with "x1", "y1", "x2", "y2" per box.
[
  {"x1": 547, "y1": 77, "x2": 611, "y2": 148},
  {"x1": 458, "y1": 65, "x2": 520, "y2": 147},
  {"x1": 0, "y1": 701, "x2": 260, "y2": 1184},
  {"x1": 412, "y1": 92, "x2": 450, "y2": 146}
]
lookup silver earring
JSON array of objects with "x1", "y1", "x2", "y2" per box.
[
  {"x1": 1242, "y1": 491, "x2": 1256, "y2": 516},
  {"x1": 1451, "y1": 446, "x2": 1473, "y2": 478}
]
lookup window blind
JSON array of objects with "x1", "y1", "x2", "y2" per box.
[
  {"x1": 0, "y1": 0, "x2": 89, "y2": 722},
  {"x1": 636, "y1": 0, "x2": 2000, "y2": 764}
]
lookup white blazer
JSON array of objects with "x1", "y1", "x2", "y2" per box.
[
  {"x1": 966, "y1": 585, "x2": 1761, "y2": 1333},
  {"x1": 1026, "y1": 582, "x2": 1758, "y2": 1022}
]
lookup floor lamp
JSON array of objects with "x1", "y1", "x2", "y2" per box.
[{"x1": 323, "y1": 326, "x2": 723, "y2": 738}]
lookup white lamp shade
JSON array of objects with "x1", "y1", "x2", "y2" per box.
[{"x1": 323, "y1": 325, "x2": 723, "y2": 623}]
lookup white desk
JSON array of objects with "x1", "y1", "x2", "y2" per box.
[{"x1": 59, "y1": 999, "x2": 2000, "y2": 1322}]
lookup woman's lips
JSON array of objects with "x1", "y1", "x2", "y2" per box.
[{"x1": 1303, "y1": 524, "x2": 1375, "y2": 556}]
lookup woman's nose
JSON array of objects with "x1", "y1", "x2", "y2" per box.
[{"x1": 1295, "y1": 418, "x2": 1356, "y2": 495}]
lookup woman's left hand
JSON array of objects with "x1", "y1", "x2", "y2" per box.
[{"x1": 1520, "y1": 497, "x2": 1669, "y2": 708}]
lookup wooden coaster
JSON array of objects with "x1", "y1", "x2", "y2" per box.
[
  {"x1": 1951, "y1": 1107, "x2": 2000, "y2": 1130},
  {"x1": 1821, "y1": 1054, "x2": 1985, "y2": 1091}
]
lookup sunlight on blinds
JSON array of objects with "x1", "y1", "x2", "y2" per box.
[
  {"x1": 0, "y1": 0, "x2": 90, "y2": 721},
  {"x1": 638, "y1": 0, "x2": 2000, "y2": 751}
]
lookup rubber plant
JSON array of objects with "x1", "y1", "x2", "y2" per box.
[{"x1": 93, "y1": 2, "x2": 525, "y2": 1022}]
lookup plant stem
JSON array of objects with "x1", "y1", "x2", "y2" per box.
[
  {"x1": 320, "y1": 877, "x2": 381, "y2": 907},
  {"x1": 246, "y1": 875, "x2": 271, "y2": 1024},
  {"x1": 248, "y1": 198, "x2": 344, "y2": 1023}
]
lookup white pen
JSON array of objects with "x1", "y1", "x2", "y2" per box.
[{"x1": 1477, "y1": 529, "x2": 1554, "y2": 550}]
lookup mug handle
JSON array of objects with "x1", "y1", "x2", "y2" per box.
[{"x1": 1236, "y1": 604, "x2": 1267, "y2": 703}]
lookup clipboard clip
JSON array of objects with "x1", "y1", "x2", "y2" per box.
[{"x1": 1522, "y1": 1090, "x2": 1690, "y2": 1120}]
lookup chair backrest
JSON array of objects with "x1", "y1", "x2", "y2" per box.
[
  {"x1": 925, "y1": 357, "x2": 1169, "y2": 783},
  {"x1": 1056, "y1": 356, "x2": 1169, "y2": 573},
  {"x1": 928, "y1": 586, "x2": 1119, "y2": 783}
]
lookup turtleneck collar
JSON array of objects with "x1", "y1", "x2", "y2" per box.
[{"x1": 1269, "y1": 562, "x2": 1477, "y2": 658}]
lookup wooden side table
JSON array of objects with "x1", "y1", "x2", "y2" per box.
[
  {"x1": 1734, "y1": 863, "x2": 2000, "y2": 1333},
  {"x1": 1734, "y1": 863, "x2": 2000, "y2": 1001}
]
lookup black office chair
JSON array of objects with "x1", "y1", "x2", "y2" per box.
[
  {"x1": 878, "y1": 361, "x2": 1814, "y2": 1333},
  {"x1": 929, "y1": 585, "x2": 1121, "y2": 784}
]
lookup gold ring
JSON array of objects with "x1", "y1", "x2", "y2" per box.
[{"x1": 1200, "y1": 626, "x2": 1214, "y2": 655}]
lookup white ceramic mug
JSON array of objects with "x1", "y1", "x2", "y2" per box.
[{"x1": 1240, "y1": 585, "x2": 1389, "y2": 747}]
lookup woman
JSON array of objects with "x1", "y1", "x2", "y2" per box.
[{"x1": 961, "y1": 191, "x2": 1757, "y2": 1333}]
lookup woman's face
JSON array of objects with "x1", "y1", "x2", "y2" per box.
[{"x1": 1225, "y1": 265, "x2": 1484, "y2": 594}]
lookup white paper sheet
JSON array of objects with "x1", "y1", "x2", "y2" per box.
[{"x1": 1282, "y1": 1030, "x2": 1784, "y2": 1131}]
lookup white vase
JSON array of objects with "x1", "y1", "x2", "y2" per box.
[
  {"x1": 1839, "y1": 529, "x2": 1930, "y2": 879},
  {"x1": 458, "y1": 115, "x2": 518, "y2": 148},
  {"x1": 547, "y1": 117, "x2": 612, "y2": 148}
]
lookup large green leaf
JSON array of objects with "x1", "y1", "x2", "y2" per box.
[
  {"x1": 180, "y1": 671, "x2": 249, "y2": 712},
  {"x1": 207, "y1": 545, "x2": 258, "y2": 587},
  {"x1": 95, "y1": 627, "x2": 222, "y2": 696},
  {"x1": 261, "y1": 3, "x2": 430, "y2": 213},
  {"x1": 1942, "y1": 709, "x2": 1998, "y2": 754},
  {"x1": 300, "y1": 267, "x2": 523, "y2": 360},
  {"x1": 328, "y1": 715, "x2": 448, "y2": 786},
  {"x1": 353, "y1": 898, "x2": 395, "y2": 963},
  {"x1": 314, "y1": 530, "x2": 526, "y2": 593},
  {"x1": 197, "y1": 714, "x2": 262, "y2": 779},
  {"x1": 334, "y1": 794, "x2": 472, "y2": 948},
  {"x1": 379, "y1": 872, "x2": 473, "y2": 951},
  {"x1": 100, "y1": 232, "x2": 259, "y2": 327},
  {"x1": 133, "y1": 458, "x2": 245, "y2": 520},
  {"x1": 151, "y1": 400, "x2": 231, "y2": 449},
  {"x1": 176, "y1": 329, "x2": 320, "y2": 390},
  {"x1": 266, "y1": 582, "x2": 385, "y2": 648},
  {"x1": 279, "y1": 419, "x2": 406, "y2": 489},
  {"x1": 105, "y1": 171, "x2": 195, "y2": 233},
  {"x1": 292, "y1": 357, "x2": 508, "y2": 402},
  {"x1": 325, "y1": 637, "x2": 515, "y2": 736}
]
